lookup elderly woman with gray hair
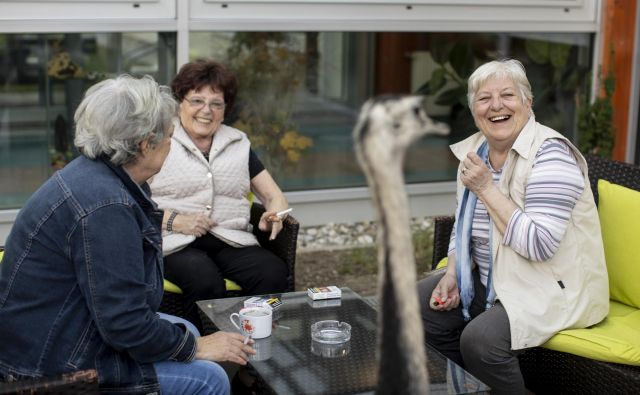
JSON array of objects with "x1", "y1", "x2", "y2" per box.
[
  {"x1": 0, "y1": 75, "x2": 254, "y2": 394},
  {"x1": 417, "y1": 59, "x2": 609, "y2": 394}
]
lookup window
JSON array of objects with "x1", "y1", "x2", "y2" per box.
[
  {"x1": 0, "y1": 32, "x2": 176, "y2": 209},
  {"x1": 190, "y1": 31, "x2": 593, "y2": 191}
]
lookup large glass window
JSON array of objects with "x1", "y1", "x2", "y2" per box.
[
  {"x1": 0, "y1": 30, "x2": 592, "y2": 209},
  {"x1": 191, "y1": 31, "x2": 593, "y2": 191},
  {"x1": 0, "y1": 32, "x2": 176, "y2": 209}
]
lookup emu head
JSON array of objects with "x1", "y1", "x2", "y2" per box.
[{"x1": 353, "y1": 95, "x2": 450, "y2": 164}]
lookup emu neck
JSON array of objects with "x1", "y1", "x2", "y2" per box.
[{"x1": 365, "y1": 150, "x2": 430, "y2": 394}]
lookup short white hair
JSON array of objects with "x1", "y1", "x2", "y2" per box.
[
  {"x1": 467, "y1": 59, "x2": 533, "y2": 112},
  {"x1": 74, "y1": 74, "x2": 177, "y2": 165}
]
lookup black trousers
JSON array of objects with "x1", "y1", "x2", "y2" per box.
[
  {"x1": 164, "y1": 233, "x2": 288, "y2": 331},
  {"x1": 417, "y1": 269, "x2": 525, "y2": 395}
]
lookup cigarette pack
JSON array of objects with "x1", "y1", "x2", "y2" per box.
[
  {"x1": 243, "y1": 296, "x2": 282, "y2": 311},
  {"x1": 307, "y1": 286, "x2": 342, "y2": 300}
]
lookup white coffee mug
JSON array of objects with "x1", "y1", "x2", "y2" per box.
[
  {"x1": 250, "y1": 336, "x2": 273, "y2": 362},
  {"x1": 230, "y1": 307, "x2": 272, "y2": 339}
]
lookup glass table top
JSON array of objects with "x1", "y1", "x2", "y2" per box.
[{"x1": 197, "y1": 288, "x2": 489, "y2": 395}]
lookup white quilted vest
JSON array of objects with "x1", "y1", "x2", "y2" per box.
[{"x1": 149, "y1": 121, "x2": 259, "y2": 256}]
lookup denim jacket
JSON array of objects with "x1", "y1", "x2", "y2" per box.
[{"x1": 0, "y1": 156, "x2": 196, "y2": 394}]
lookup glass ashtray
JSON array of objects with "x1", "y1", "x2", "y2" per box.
[
  {"x1": 311, "y1": 339, "x2": 351, "y2": 358},
  {"x1": 310, "y1": 320, "x2": 351, "y2": 344}
]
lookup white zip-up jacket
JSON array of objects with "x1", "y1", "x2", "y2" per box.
[
  {"x1": 450, "y1": 116, "x2": 609, "y2": 349},
  {"x1": 149, "y1": 121, "x2": 259, "y2": 255}
]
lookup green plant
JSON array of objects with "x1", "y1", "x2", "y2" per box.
[
  {"x1": 415, "y1": 39, "x2": 479, "y2": 142},
  {"x1": 577, "y1": 67, "x2": 615, "y2": 158},
  {"x1": 414, "y1": 35, "x2": 592, "y2": 143}
]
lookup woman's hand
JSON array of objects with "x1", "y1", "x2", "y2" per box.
[
  {"x1": 195, "y1": 331, "x2": 256, "y2": 365},
  {"x1": 430, "y1": 272, "x2": 460, "y2": 311},
  {"x1": 250, "y1": 170, "x2": 288, "y2": 241},
  {"x1": 172, "y1": 213, "x2": 215, "y2": 237},
  {"x1": 258, "y1": 211, "x2": 285, "y2": 241},
  {"x1": 461, "y1": 152, "x2": 493, "y2": 196}
]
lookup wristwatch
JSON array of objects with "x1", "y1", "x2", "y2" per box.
[{"x1": 166, "y1": 211, "x2": 178, "y2": 232}]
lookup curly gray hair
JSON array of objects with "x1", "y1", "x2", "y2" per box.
[{"x1": 74, "y1": 75, "x2": 177, "y2": 165}]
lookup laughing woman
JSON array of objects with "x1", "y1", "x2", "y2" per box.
[
  {"x1": 149, "y1": 60, "x2": 289, "y2": 330},
  {"x1": 417, "y1": 59, "x2": 609, "y2": 394}
]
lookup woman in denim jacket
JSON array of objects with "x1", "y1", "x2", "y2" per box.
[{"x1": 0, "y1": 75, "x2": 254, "y2": 394}]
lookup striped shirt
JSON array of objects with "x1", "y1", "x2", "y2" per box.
[{"x1": 449, "y1": 139, "x2": 585, "y2": 286}]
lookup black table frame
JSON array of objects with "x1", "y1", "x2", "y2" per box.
[{"x1": 197, "y1": 288, "x2": 489, "y2": 394}]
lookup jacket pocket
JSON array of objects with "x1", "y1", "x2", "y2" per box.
[{"x1": 66, "y1": 320, "x2": 97, "y2": 369}]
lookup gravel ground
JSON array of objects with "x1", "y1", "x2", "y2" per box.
[{"x1": 294, "y1": 217, "x2": 435, "y2": 296}]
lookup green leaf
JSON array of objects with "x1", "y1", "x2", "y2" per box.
[
  {"x1": 435, "y1": 87, "x2": 466, "y2": 106},
  {"x1": 429, "y1": 68, "x2": 447, "y2": 92},
  {"x1": 549, "y1": 43, "x2": 571, "y2": 69},
  {"x1": 450, "y1": 42, "x2": 473, "y2": 79},
  {"x1": 525, "y1": 40, "x2": 549, "y2": 64},
  {"x1": 430, "y1": 39, "x2": 454, "y2": 65}
]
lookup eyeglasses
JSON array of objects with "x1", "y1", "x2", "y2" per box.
[{"x1": 185, "y1": 98, "x2": 226, "y2": 111}]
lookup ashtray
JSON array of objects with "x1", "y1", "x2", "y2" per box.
[
  {"x1": 311, "y1": 339, "x2": 351, "y2": 358},
  {"x1": 310, "y1": 320, "x2": 351, "y2": 344}
]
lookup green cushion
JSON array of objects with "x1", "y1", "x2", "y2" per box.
[
  {"x1": 543, "y1": 300, "x2": 640, "y2": 365},
  {"x1": 598, "y1": 179, "x2": 640, "y2": 308},
  {"x1": 163, "y1": 279, "x2": 183, "y2": 294},
  {"x1": 163, "y1": 278, "x2": 242, "y2": 294}
]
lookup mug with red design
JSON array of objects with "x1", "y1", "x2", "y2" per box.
[{"x1": 230, "y1": 306, "x2": 272, "y2": 339}]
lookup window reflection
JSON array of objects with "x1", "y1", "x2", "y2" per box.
[
  {"x1": 0, "y1": 32, "x2": 176, "y2": 209},
  {"x1": 0, "y1": 30, "x2": 592, "y2": 208},
  {"x1": 190, "y1": 31, "x2": 592, "y2": 191}
]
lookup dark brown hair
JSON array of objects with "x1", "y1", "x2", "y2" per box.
[{"x1": 171, "y1": 59, "x2": 238, "y2": 116}]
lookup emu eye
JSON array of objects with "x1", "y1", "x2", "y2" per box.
[
  {"x1": 413, "y1": 106, "x2": 421, "y2": 117},
  {"x1": 393, "y1": 122, "x2": 401, "y2": 129}
]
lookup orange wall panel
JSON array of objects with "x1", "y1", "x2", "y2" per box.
[{"x1": 601, "y1": 0, "x2": 638, "y2": 161}]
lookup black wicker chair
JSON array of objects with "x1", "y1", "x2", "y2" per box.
[
  {"x1": 158, "y1": 203, "x2": 299, "y2": 319},
  {"x1": 429, "y1": 154, "x2": 640, "y2": 394},
  {"x1": 0, "y1": 369, "x2": 99, "y2": 394}
]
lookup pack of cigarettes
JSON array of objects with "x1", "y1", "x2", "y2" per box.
[
  {"x1": 307, "y1": 286, "x2": 341, "y2": 300},
  {"x1": 243, "y1": 296, "x2": 282, "y2": 311}
]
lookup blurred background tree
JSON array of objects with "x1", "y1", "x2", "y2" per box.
[{"x1": 227, "y1": 33, "x2": 313, "y2": 177}]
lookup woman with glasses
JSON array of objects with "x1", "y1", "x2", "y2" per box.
[{"x1": 149, "y1": 60, "x2": 289, "y2": 331}]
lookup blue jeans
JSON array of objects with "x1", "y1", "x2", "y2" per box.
[{"x1": 156, "y1": 313, "x2": 230, "y2": 395}]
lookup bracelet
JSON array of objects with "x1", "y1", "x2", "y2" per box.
[{"x1": 166, "y1": 211, "x2": 178, "y2": 232}]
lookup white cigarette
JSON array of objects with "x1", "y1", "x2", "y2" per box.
[
  {"x1": 243, "y1": 335, "x2": 251, "y2": 344},
  {"x1": 276, "y1": 208, "x2": 293, "y2": 218}
]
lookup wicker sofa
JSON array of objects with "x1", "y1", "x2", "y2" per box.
[
  {"x1": 0, "y1": 369, "x2": 98, "y2": 394},
  {"x1": 430, "y1": 154, "x2": 640, "y2": 394},
  {"x1": 158, "y1": 203, "x2": 300, "y2": 319}
]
